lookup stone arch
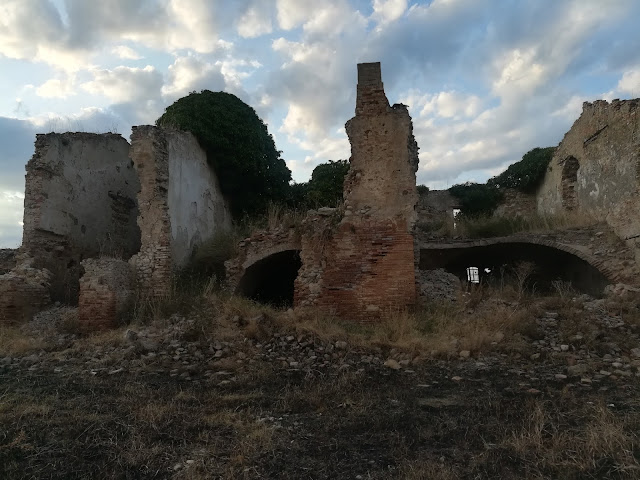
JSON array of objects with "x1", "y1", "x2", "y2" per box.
[
  {"x1": 419, "y1": 237, "x2": 616, "y2": 295},
  {"x1": 561, "y1": 156, "x2": 580, "y2": 210},
  {"x1": 235, "y1": 248, "x2": 302, "y2": 307}
]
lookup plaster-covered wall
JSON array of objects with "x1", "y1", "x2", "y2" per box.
[
  {"x1": 130, "y1": 126, "x2": 232, "y2": 295},
  {"x1": 537, "y1": 99, "x2": 640, "y2": 254},
  {"x1": 167, "y1": 130, "x2": 232, "y2": 267},
  {"x1": 22, "y1": 133, "x2": 140, "y2": 302}
]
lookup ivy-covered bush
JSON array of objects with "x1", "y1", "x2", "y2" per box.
[
  {"x1": 487, "y1": 147, "x2": 555, "y2": 193},
  {"x1": 156, "y1": 90, "x2": 291, "y2": 217}
]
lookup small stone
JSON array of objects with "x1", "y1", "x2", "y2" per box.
[
  {"x1": 459, "y1": 350, "x2": 471, "y2": 359},
  {"x1": 560, "y1": 345, "x2": 569, "y2": 352},
  {"x1": 530, "y1": 353, "x2": 541, "y2": 360},
  {"x1": 451, "y1": 376, "x2": 463, "y2": 382},
  {"x1": 384, "y1": 359, "x2": 401, "y2": 370},
  {"x1": 555, "y1": 374, "x2": 567, "y2": 380},
  {"x1": 630, "y1": 348, "x2": 640, "y2": 359},
  {"x1": 335, "y1": 341, "x2": 347, "y2": 350}
]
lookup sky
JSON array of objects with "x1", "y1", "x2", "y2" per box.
[{"x1": 1, "y1": 0, "x2": 640, "y2": 248}]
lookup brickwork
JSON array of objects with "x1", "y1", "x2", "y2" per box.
[
  {"x1": 0, "y1": 255, "x2": 51, "y2": 325},
  {"x1": 129, "y1": 126, "x2": 173, "y2": 296},
  {"x1": 129, "y1": 126, "x2": 233, "y2": 296},
  {"x1": 294, "y1": 62, "x2": 419, "y2": 321},
  {"x1": 295, "y1": 218, "x2": 415, "y2": 322},
  {"x1": 78, "y1": 258, "x2": 134, "y2": 331}
]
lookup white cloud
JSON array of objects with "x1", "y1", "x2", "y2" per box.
[
  {"x1": 237, "y1": 5, "x2": 273, "y2": 38},
  {"x1": 617, "y1": 68, "x2": 640, "y2": 95},
  {"x1": 82, "y1": 65, "x2": 163, "y2": 103},
  {"x1": 111, "y1": 45, "x2": 142, "y2": 60},
  {"x1": 35, "y1": 76, "x2": 76, "y2": 99},
  {"x1": 162, "y1": 56, "x2": 227, "y2": 99},
  {"x1": 371, "y1": 0, "x2": 408, "y2": 24},
  {"x1": 276, "y1": 0, "x2": 320, "y2": 30}
]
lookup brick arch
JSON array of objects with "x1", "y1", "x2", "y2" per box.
[
  {"x1": 234, "y1": 248, "x2": 302, "y2": 307},
  {"x1": 225, "y1": 238, "x2": 302, "y2": 295},
  {"x1": 419, "y1": 235, "x2": 620, "y2": 286}
]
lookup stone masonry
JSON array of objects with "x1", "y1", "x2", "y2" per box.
[
  {"x1": 20, "y1": 133, "x2": 140, "y2": 303},
  {"x1": 78, "y1": 258, "x2": 134, "y2": 331},
  {"x1": 0, "y1": 255, "x2": 51, "y2": 325},
  {"x1": 129, "y1": 126, "x2": 232, "y2": 296},
  {"x1": 537, "y1": 99, "x2": 640, "y2": 260},
  {"x1": 294, "y1": 62, "x2": 419, "y2": 322}
]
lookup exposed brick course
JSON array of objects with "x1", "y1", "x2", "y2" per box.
[{"x1": 78, "y1": 258, "x2": 134, "y2": 331}]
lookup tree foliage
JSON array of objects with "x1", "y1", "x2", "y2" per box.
[
  {"x1": 448, "y1": 182, "x2": 504, "y2": 217},
  {"x1": 487, "y1": 147, "x2": 555, "y2": 193},
  {"x1": 288, "y1": 160, "x2": 350, "y2": 209},
  {"x1": 156, "y1": 90, "x2": 291, "y2": 217}
]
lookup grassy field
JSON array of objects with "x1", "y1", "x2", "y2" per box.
[{"x1": 2, "y1": 288, "x2": 640, "y2": 479}]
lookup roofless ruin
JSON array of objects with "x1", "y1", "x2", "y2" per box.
[{"x1": 1, "y1": 63, "x2": 639, "y2": 327}]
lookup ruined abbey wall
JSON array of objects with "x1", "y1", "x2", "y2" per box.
[
  {"x1": 21, "y1": 133, "x2": 140, "y2": 302},
  {"x1": 537, "y1": 99, "x2": 640, "y2": 257},
  {"x1": 129, "y1": 126, "x2": 232, "y2": 295},
  {"x1": 294, "y1": 63, "x2": 418, "y2": 321}
]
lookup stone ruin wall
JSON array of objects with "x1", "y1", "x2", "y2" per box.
[
  {"x1": 0, "y1": 249, "x2": 17, "y2": 274},
  {"x1": 129, "y1": 126, "x2": 232, "y2": 296},
  {"x1": 294, "y1": 62, "x2": 419, "y2": 322},
  {"x1": 78, "y1": 258, "x2": 134, "y2": 331},
  {"x1": 537, "y1": 99, "x2": 640, "y2": 259},
  {"x1": 18, "y1": 132, "x2": 140, "y2": 303},
  {"x1": 493, "y1": 188, "x2": 537, "y2": 218}
]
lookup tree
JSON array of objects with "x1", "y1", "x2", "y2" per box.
[
  {"x1": 306, "y1": 160, "x2": 350, "y2": 208},
  {"x1": 488, "y1": 147, "x2": 555, "y2": 193},
  {"x1": 448, "y1": 182, "x2": 504, "y2": 217},
  {"x1": 156, "y1": 90, "x2": 291, "y2": 217}
]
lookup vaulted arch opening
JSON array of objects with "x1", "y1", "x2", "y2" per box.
[
  {"x1": 420, "y1": 242, "x2": 609, "y2": 296},
  {"x1": 235, "y1": 250, "x2": 302, "y2": 307}
]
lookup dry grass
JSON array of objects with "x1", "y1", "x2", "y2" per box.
[
  {"x1": 502, "y1": 400, "x2": 639, "y2": 477},
  {"x1": 0, "y1": 327, "x2": 46, "y2": 356},
  {"x1": 433, "y1": 210, "x2": 601, "y2": 239}
]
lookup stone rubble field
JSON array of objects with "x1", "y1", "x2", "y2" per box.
[{"x1": 2, "y1": 292, "x2": 640, "y2": 479}]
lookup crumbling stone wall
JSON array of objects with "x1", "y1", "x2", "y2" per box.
[
  {"x1": 78, "y1": 258, "x2": 134, "y2": 331},
  {"x1": 295, "y1": 63, "x2": 419, "y2": 321},
  {"x1": 537, "y1": 99, "x2": 640, "y2": 258},
  {"x1": 493, "y1": 188, "x2": 537, "y2": 218},
  {"x1": 0, "y1": 255, "x2": 51, "y2": 324},
  {"x1": 129, "y1": 126, "x2": 232, "y2": 296},
  {"x1": 0, "y1": 249, "x2": 16, "y2": 274},
  {"x1": 21, "y1": 133, "x2": 140, "y2": 302},
  {"x1": 416, "y1": 189, "x2": 461, "y2": 230}
]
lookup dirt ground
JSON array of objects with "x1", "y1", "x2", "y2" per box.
[{"x1": 2, "y1": 292, "x2": 640, "y2": 479}]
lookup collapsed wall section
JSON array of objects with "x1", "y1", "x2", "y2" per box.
[
  {"x1": 129, "y1": 126, "x2": 232, "y2": 295},
  {"x1": 537, "y1": 99, "x2": 640, "y2": 257},
  {"x1": 295, "y1": 62, "x2": 419, "y2": 322},
  {"x1": 0, "y1": 255, "x2": 51, "y2": 324},
  {"x1": 21, "y1": 133, "x2": 140, "y2": 303}
]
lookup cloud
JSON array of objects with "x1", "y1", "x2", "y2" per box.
[
  {"x1": 237, "y1": 4, "x2": 273, "y2": 38},
  {"x1": 111, "y1": 45, "x2": 143, "y2": 60},
  {"x1": 162, "y1": 55, "x2": 227, "y2": 100},
  {"x1": 36, "y1": 75, "x2": 76, "y2": 99},
  {"x1": 371, "y1": 0, "x2": 408, "y2": 25},
  {"x1": 81, "y1": 65, "x2": 163, "y2": 103},
  {"x1": 617, "y1": 68, "x2": 640, "y2": 96}
]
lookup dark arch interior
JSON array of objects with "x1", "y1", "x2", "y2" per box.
[
  {"x1": 420, "y1": 242, "x2": 609, "y2": 296},
  {"x1": 236, "y1": 250, "x2": 302, "y2": 307}
]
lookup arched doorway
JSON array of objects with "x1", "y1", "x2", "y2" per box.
[{"x1": 235, "y1": 250, "x2": 302, "y2": 307}]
